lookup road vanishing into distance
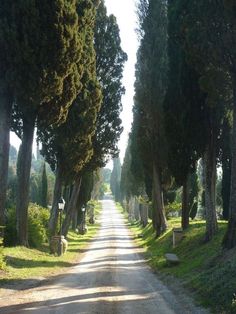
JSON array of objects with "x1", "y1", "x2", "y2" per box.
[{"x1": 0, "y1": 199, "x2": 208, "y2": 314}]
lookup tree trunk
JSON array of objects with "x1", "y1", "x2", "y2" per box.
[
  {"x1": 16, "y1": 118, "x2": 35, "y2": 246},
  {"x1": 48, "y1": 164, "x2": 63, "y2": 236},
  {"x1": 132, "y1": 196, "x2": 139, "y2": 221},
  {"x1": 62, "y1": 176, "x2": 82, "y2": 237},
  {"x1": 223, "y1": 75, "x2": 236, "y2": 249},
  {"x1": 182, "y1": 175, "x2": 190, "y2": 230},
  {"x1": 221, "y1": 117, "x2": 232, "y2": 221},
  {"x1": 203, "y1": 133, "x2": 218, "y2": 242},
  {"x1": 0, "y1": 95, "x2": 11, "y2": 226},
  {"x1": 71, "y1": 209, "x2": 78, "y2": 231},
  {"x1": 152, "y1": 162, "x2": 167, "y2": 237},
  {"x1": 140, "y1": 203, "x2": 148, "y2": 227}
]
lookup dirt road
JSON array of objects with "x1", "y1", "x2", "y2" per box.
[{"x1": 0, "y1": 200, "x2": 208, "y2": 314}]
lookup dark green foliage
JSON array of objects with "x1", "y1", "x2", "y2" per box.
[
  {"x1": 134, "y1": 0, "x2": 168, "y2": 169},
  {"x1": 133, "y1": 0, "x2": 169, "y2": 235},
  {"x1": 110, "y1": 158, "x2": 121, "y2": 202},
  {"x1": 85, "y1": 0, "x2": 127, "y2": 171},
  {"x1": 4, "y1": 204, "x2": 50, "y2": 248},
  {"x1": 189, "y1": 202, "x2": 198, "y2": 220},
  {"x1": 39, "y1": 1, "x2": 102, "y2": 236},
  {"x1": 6, "y1": 165, "x2": 17, "y2": 208},
  {"x1": 4, "y1": 208, "x2": 17, "y2": 247},
  {"x1": 188, "y1": 172, "x2": 199, "y2": 213},
  {"x1": 40, "y1": 163, "x2": 48, "y2": 208},
  {"x1": 77, "y1": 171, "x2": 94, "y2": 209},
  {"x1": 1, "y1": 0, "x2": 84, "y2": 246},
  {"x1": 39, "y1": 0, "x2": 102, "y2": 180},
  {"x1": 9, "y1": 0, "x2": 82, "y2": 126},
  {"x1": 164, "y1": 0, "x2": 208, "y2": 188},
  {"x1": 164, "y1": 190, "x2": 176, "y2": 205},
  {"x1": 29, "y1": 174, "x2": 40, "y2": 204},
  {"x1": 120, "y1": 139, "x2": 145, "y2": 202}
]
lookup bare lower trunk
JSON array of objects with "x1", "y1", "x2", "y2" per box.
[
  {"x1": 62, "y1": 176, "x2": 82, "y2": 237},
  {"x1": 152, "y1": 162, "x2": 167, "y2": 237},
  {"x1": 0, "y1": 95, "x2": 11, "y2": 226},
  {"x1": 182, "y1": 175, "x2": 190, "y2": 230},
  {"x1": 132, "y1": 197, "x2": 139, "y2": 221},
  {"x1": 140, "y1": 203, "x2": 148, "y2": 227},
  {"x1": 127, "y1": 196, "x2": 134, "y2": 221},
  {"x1": 203, "y1": 135, "x2": 218, "y2": 242},
  {"x1": 223, "y1": 75, "x2": 236, "y2": 249},
  {"x1": 71, "y1": 210, "x2": 78, "y2": 231},
  {"x1": 48, "y1": 165, "x2": 63, "y2": 236},
  {"x1": 16, "y1": 119, "x2": 35, "y2": 246}
]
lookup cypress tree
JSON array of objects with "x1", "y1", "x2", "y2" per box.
[
  {"x1": 169, "y1": 0, "x2": 232, "y2": 241},
  {"x1": 164, "y1": 0, "x2": 207, "y2": 230},
  {"x1": 7, "y1": 0, "x2": 82, "y2": 246},
  {"x1": 39, "y1": 0, "x2": 102, "y2": 237},
  {"x1": 88, "y1": 0, "x2": 127, "y2": 169},
  {"x1": 110, "y1": 158, "x2": 121, "y2": 202},
  {"x1": 72, "y1": 0, "x2": 127, "y2": 221},
  {"x1": 134, "y1": 0, "x2": 169, "y2": 236},
  {"x1": 40, "y1": 163, "x2": 48, "y2": 208},
  {"x1": 0, "y1": 2, "x2": 14, "y2": 226}
]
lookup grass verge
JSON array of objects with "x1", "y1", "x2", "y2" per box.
[
  {"x1": 117, "y1": 203, "x2": 236, "y2": 314},
  {"x1": 0, "y1": 202, "x2": 101, "y2": 286}
]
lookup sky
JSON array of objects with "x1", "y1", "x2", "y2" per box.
[{"x1": 10, "y1": 0, "x2": 138, "y2": 165}]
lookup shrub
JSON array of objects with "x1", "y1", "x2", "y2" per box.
[
  {"x1": 0, "y1": 246, "x2": 5, "y2": 269},
  {"x1": 28, "y1": 204, "x2": 50, "y2": 247},
  {"x1": 4, "y1": 204, "x2": 50, "y2": 248},
  {"x1": 165, "y1": 201, "x2": 182, "y2": 219},
  {"x1": 4, "y1": 208, "x2": 17, "y2": 247}
]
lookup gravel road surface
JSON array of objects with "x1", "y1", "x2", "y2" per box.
[{"x1": 0, "y1": 199, "x2": 208, "y2": 314}]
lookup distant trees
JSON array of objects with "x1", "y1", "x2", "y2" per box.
[
  {"x1": 110, "y1": 158, "x2": 121, "y2": 202},
  {"x1": 40, "y1": 163, "x2": 48, "y2": 208}
]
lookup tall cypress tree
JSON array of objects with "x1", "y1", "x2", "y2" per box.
[
  {"x1": 164, "y1": 0, "x2": 207, "y2": 230},
  {"x1": 89, "y1": 0, "x2": 127, "y2": 168},
  {"x1": 66, "y1": 0, "x2": 127, "y2": 230},
  {"x1": 0, "y1": 2, "x2": 14, "y2": 226},
  {"x1": 6, "y1": 0, "x2": 83, "y2": 246},
  {"x1": 134, "y1": 0, "x2": 169, "y2": 236},
  {"x1": 39, "y1": 0, "x2": 102, "y2": 237},
  {"x1": 169, "y1": 0, "x2": 232, "y2": 241}
]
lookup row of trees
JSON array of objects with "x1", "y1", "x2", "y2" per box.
[
  {"x1": 0, "y1": 0, "x2": 126, "y2": 246},
  {"x1": 120, "y1": 0, "x2": 236, "y2": 249}
]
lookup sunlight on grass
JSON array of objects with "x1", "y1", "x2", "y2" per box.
[
  {"x1": 0, "y1": 202, "x2": 102, "y2": 283},
  {"x1": 118, "y1": 203, "x2": 236, "y2": 313}
]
